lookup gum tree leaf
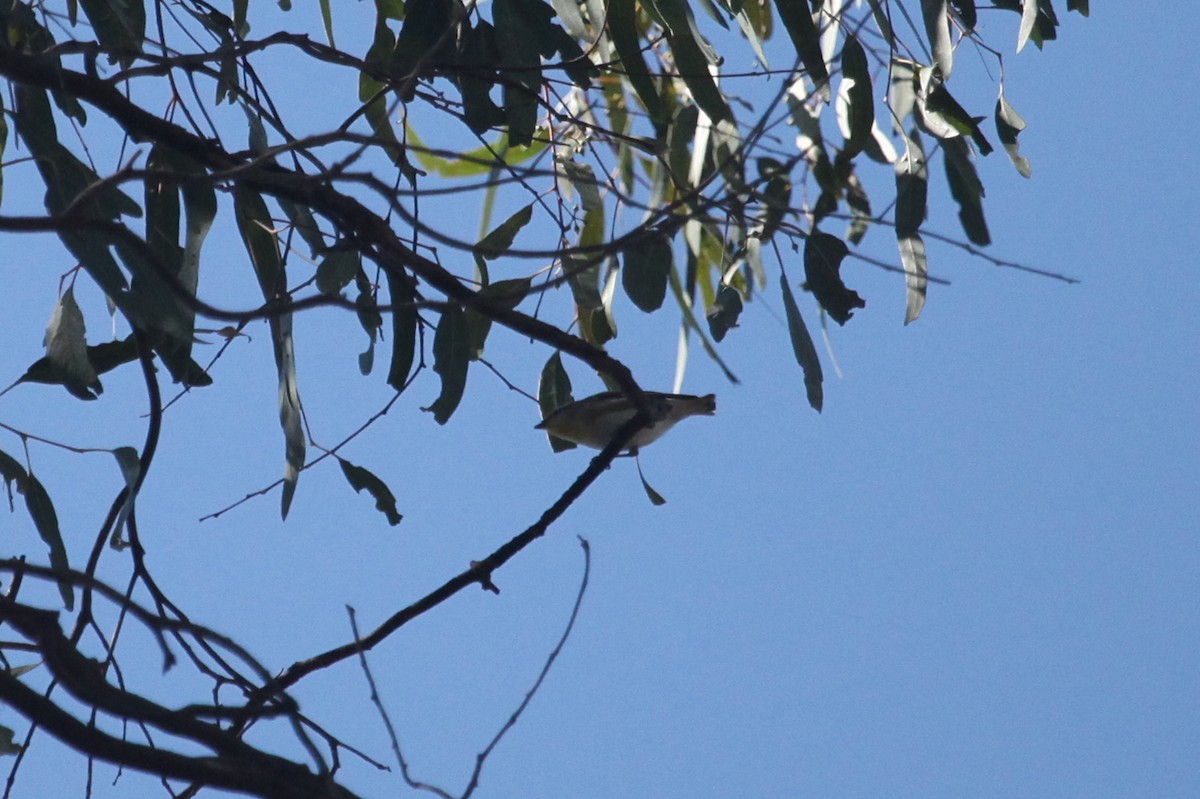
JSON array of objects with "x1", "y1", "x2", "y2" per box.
[
  {"x1": 895, "y1": 128, "x2": 928, "y2": 237},
  {"x1": 427, "y1": 305, "x2": 470, "y2": 424},
  {"x1": 780, "y1": 267, "x2": 823, "y2": 412},
  {"x1": 1018, "y1": 0, "x2": 1038, "y2": 52},
  {"x1": 995, "y1": 90, "x2": 1032, "y2": 178},
  {"x1": 921, "y1": 0, "x2": 953, "y2": 77},
  {"x1": 338, "y1": 457, "x2": 402, "y2": 526},
  {"x1": 274, "y1": 310, "x2": 305, "y2": 519},
  {"x1": 234, "y1": 188, "x2": 304, "y2": 518},
  {"x1": 110, "y1": 446, "x2": 140, "y2": 549},
  {"x1": 622, "y1": 234, "x2": 673, "y2": 313},
  {"x1": 706, "y1": 285, "x2": 744, "y2": 342},
  {"x1": 0, "y1": 723, "x2": 21, "y2": 755},
  {"x1": 943, "y1": 137, "x2": 990, "y2": 245},
  {"x1": 899, "y1": 233, "x2": 928, "y2": 324},
  {"x1": 475, "y1": 203, "x2": 534, "y2": 259},
  {"x1": 385, "y1": 272, "x2": 417, "y2": 392},
  {"x1": 316, "y1": 248, "x2": 360, "y2": 294},
  {"x1": 319, "y1": 0, "x2": 334, "y2": 45},
  {"x1": 77, "y1": 0, "x2": 145, "y2": 67},
  {"x1": 467, "y1": 277, "x2": 532, "y2": 359},
  {"x1": 43, "y1": 286, "x2": 101, "y2": 400},
  {"x1": 755, "y1": 157, "x2": 792, "y2": 242},
  {"x1": 649, "y1": 0, "x2": 731, "y2": 122},
  {"x1": 24, "y1": 474, "x2": 73, "y2": 609},
  {"x1": 773, "y1": 0, "x2": 829, "y2": 101},
  {"x1": 804, "y1": 232, "x2": 863, "y2": 325},
  {"x1": 538, "y1": 351, "x2": 577, "y2": 452},
  {"x1": 607, "y1": 0, "x2": 667, "y2": 129},
  {"x1": 636, "y1": 457, "x2": 667, "y2": 506},
  {"x1": 837, "y1": 34, "x2": 874, "y2": 160},
  {"x1": 950, "y1": 0, "x2": 977, "y2": 29}
]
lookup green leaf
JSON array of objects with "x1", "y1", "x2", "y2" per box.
[
  {"x1": 755, "y1": 157, "x2": 792, "y2": 242},
  {"x1": 25, "y1": 474, "x2": 73, "y2": 610},
  {"x1": 942, "y1": 138, "x2": 990, "y2": 246},
  {"x1": 0, "y1": 723, "x2": 21, "y2": 756},
  {"x1": 279, "y1": 199, "x2": 325, "y2": 253},
  {"x1": 995, "y1": 90, "x2": 1032, "y2": 178},
  {"x1": 110, "y1": 446, "x2": 141, "y2": 549},
  {"x1": 427, "y1": 305, "x2": 470, "y2": 424},
  {"x1": 772, "y1": 0, "x2": 829, "y2": 101},
  {"x1": 949, "y1": 0, "x2": 977, "y2": 29},
  {"x1": 706, "y1": 285, "x2": 743, "y2": 343},
  {"x1": 77, "y1": 0, "x2": 145, "y2": 67},
  {"x1": 233, "y1": 188, "x2": 284, "y2": 298},
  {"x1": 1067, "y1": 0, "x2": 1089, "y2": 15},
  {"x1": 1017, "y1": 0, "x2": 1039, "y2": 52},
  {"x1": 899, "y1": 233, "x2": 928, "y2": 324},
  {"x1": 538, "y1": 352, "x2": 577, "y2": 452},
  {"x1": 837, "y1": 34, "x2": 875, "y2": 160},
  {"x1": 921, "y1": 0, "x2": 953, "y2": 77},
  {"x1": 319, "y1": 0, "x2": 335, "y2": 45},
  {"x1": 608, "y1": 0, "x2": 667, "y2": 129},
  {"x1": 42, "y1": 286, "x2": 101, "y2": 400},
  {"x1": 273, "y1": 308, "x2": 305, "y2": 520},
  {"x1": 845, "y1": 171, "x2": 872, "y2": 244},
  {"x1": 354, "y1": 272, "x2": 382, "y2": 376},
  {"x1": 235, "y1": 189, "x2": 304, "y2": 518},
  {"x1": 894, "y1": 128, "x2": 928, "y2": 237},
  {"x1": 780, "y1": 268, "x2": 823, "y2": 412},
  {"x1": 316, "y1": 248, "x2": 361, "y2": 294},
  {"x1": 648, "y1": 0, "x2": 730, "y2": 122},
  {"x1": 466, "y1": 277, "x2": 532, "y2": 359},
  {"x1": 0, "y1": 92, "x2": 7, "y2": 208},
  {"x1": 0, "y1": 450, "x2": 28, "y2": 506},
  {"x1": 385, "y1": 271, "x2": 417, "y2": 392},
  {"x1": 338, "y1": 458, "x2": 403, "y2": 525},
  {"x1": 406, "y1": 126, "x2": 548, "y2": 178},
  {"x1": 636, "y1": 456, "x2": 667, "y2": 505},
  {"x1": 475, "y1": 203, "x2": 534, "y2": 259},
  {"x1": 804, "y1": 232, "x2": 863, "y2": 326},
  {"x1": 622, "y1": 235, "x2": 673, "y2": 313}
]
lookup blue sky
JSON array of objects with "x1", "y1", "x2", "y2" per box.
[{"x1": 2, "y1": 4, "x2": 1197, "y2": 798}]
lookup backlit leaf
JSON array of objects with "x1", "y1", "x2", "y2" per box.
[
  {"x1": 899, "y1": 233, "x2": 928, "y2": 324},
  {"x1": 995, "y1": 90, "x2": 1032, "y2": 178},
  {"x1": 338, "y1": 457, "x2": 403, "y2": 526},
  {"x1": 837, "y1": 34, "x2": 874, "y2": 160},
  {"x1": 623, "y1": 235, "x2": 673, "y2": 313},
  {"x1": 386, "y1": 272, "x2": 417, "y2": 391},
  {"x1": 24, "y1": 474, "x2": 73, "y2": 609},
  {"x1": 780, "y1": 268, "x2": 823, "y2": 412},
  {"x1": 427, "y1": 305, "x2": 470, "y2": 424},
  {"x1": 42, "y1": 286, "x2": 101, "y2": 400},
  {"x1": 706, "y1": 285, "x2": 743, "y2": 343},
  {"x1": 921, "y1": 0, "x2": 953, "y2": 77},
  {"x1": 804, "y1": 232, "x2": 862, "y2": 325},
  {"x1": 943, "y1": 138, "x2": 990, "y2": 245},
  {"x1": 773, "y1": 0, "x2": 830, "y2": 101},
  {"x1": 538, "y1": 352, "x2": 577, "y2": 452}
]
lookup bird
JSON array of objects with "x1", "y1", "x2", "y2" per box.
[{"x1": 536, "y1": 391, "x2": 716, "y2": 452}]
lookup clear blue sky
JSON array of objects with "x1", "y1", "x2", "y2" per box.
[{"x1": 2, "y1": 5, "x2": 1196, "y2": 798}]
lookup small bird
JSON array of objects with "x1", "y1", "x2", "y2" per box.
[{"x1": 536, "y1": 391, "x2": 716, "y2": 452}]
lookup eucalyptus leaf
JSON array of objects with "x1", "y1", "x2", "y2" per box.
[
  {"x1": 427, "y1": 305, "x2": 470, "y2": 424},
  {"x1": 780, "y1": 268, "x2": 823, "y2": 412},
  {"x1": 538, "y1": 352, "x2": 577, "y2": 452},
  {"x1": 338, "y1": 457, "x2": 403, "y2": 525}
]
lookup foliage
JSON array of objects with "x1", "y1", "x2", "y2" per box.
[{"x1": 0, "y1": 1, "x2": 1087, "y2": 796}]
